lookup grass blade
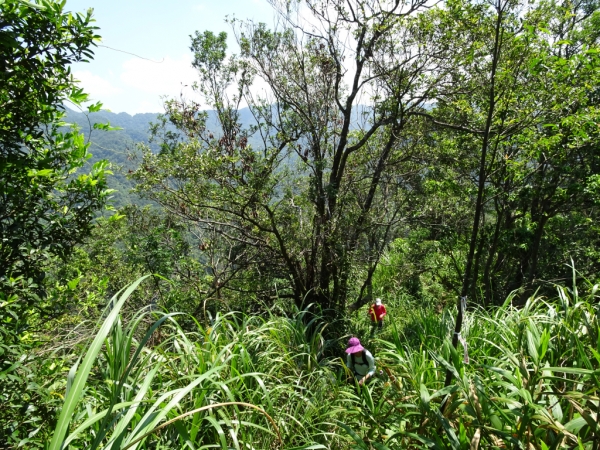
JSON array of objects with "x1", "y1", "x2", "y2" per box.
[{"x1": 48, "y1": 275, "x2": 150, "y2": 450}]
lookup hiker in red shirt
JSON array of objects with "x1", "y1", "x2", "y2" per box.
[{"x1": 369, "y1": 298, "x2": 387, "y2": 334}]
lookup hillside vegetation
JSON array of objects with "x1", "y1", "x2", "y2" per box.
[
  {"x1": 61, "y1": 108, "x2": 159, "y2": 208},
  {"x1": 9, "y1": 277, "x2": 600, "y2": 449},
  {"x1": 1, "y1": 0, "x2": 599, "y2": 449}
]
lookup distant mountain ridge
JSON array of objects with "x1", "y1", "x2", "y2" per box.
[
  {"x1": 63, "y1": 106, "x2": 264, "y2": 208},
  {"x1": 63, "y1": 107, "x2": 160, "y2": 208},
  {"x1": 63, "y1": 105, "x2": 371, "y2": 208}
]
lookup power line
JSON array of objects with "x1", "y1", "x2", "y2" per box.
[{"x1": 97, "y1": 44, "x2": 165, "y2": 63}]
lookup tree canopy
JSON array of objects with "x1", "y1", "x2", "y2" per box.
[
  {"x1": 0, "y1": 0, "x2": 113, "y2": 286},
  {"x1": 132, "y1": 0, "x2": 600, "y2": 319}
]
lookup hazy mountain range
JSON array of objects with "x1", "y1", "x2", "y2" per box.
[
  {"x1": 63, "y1": 107, "x2": 159, "y2": 208},
  {"x1": 63, "y1": 105, "x2": 371, "y2": 208}
]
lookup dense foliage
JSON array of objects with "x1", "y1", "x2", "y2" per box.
[
  {"x1": 15, "y1": 276, "x2": 600, "y2": 449},
  {"x1": 0, "y1": 0, "x2": 113, "y2": 444},
  {"x1": 1, "y1": 0, "x2": 599, "y2": 448},
  {"x1": 132, "y1": 0, "x2": 600, "y2": 320},
  {"x1": 0, "y1": 0, "x2": 112, "y2": 283}
]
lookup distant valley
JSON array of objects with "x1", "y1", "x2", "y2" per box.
[{"x1": 64, "y1": 107, "x2": 160, "y2": 208}]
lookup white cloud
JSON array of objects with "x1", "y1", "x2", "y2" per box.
[
  {"x1": 73, "y1": 70, "x2": 122, "y2": 99},
  {"x1": 120, "y1": 55, "x2": 199, "y2": 99}
]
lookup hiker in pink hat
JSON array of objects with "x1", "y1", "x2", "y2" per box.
[{"x1": 345, "y1": 337, "x2": 376, "y2": 385}]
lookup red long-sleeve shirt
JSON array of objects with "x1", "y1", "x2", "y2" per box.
[{"x1": 369, "y1": 304, "x2": 387, "y2": 322}]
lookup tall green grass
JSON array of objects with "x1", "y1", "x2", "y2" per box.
[
  {"x1": 49, "y1": 277, "x2": 599, "y2": 449},
  {"x1": 366, "y1": 282, "x2": 600, "y2": 449},
  {"x1": 49, "y1": 280, "x2": 347, "y2": 449}
]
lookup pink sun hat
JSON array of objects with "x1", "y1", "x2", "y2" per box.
[{"x1": 345, "y1": 337, "x2": 364, "y2": 354}]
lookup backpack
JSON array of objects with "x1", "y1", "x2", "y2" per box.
[{"x1": 350, "y1": 350, "x2": 368, "y2": 368}]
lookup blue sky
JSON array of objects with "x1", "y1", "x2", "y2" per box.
[{"x1": 67, "y1": 0, "x2": 274, "y2": 114}]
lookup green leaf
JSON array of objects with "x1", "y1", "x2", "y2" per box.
[
  {"x1": 27, "y1": 169, "x2": 54, "y2": 177},
  {"x1": 286, "y1": 446, "x2": 327, "y2": 450},
  {"x1": 93, "y1": 121, "x2": 122, "y2": 131},
  {"x1": 62, "y1": 401, "x2": 143, "y2": 447},
  {"x1": 545, "y1": 367, "x2": 597, "y2": 375},
  {"x1": 526, "y1": 326, "x2": 539, "y2": 364},
  {"x1": 16, "y1": 0, "x2": 45, "y2": 10},
  {"x1": 336, "y1": 421, "x2": 369, "y2": 450},
  {"x1": 372, "y1": 443, "x2": 392, "y2": 450},
  {"x1": 539, "y1": 328, "x2": 550, "y2": 361},
  {"x1": 420, "y1": 383, "x2": 431, "y2": 412},
  {"x1": 430, "y1": 384, "x2": 459, "y2": 400},
  {"x1": 67, "y1": 277, "x2": 80, "y2": 290},
  {"x1": 564, "y1": 416, "x2": 587, "y2": 434},
  {"x1": 204, "y1": 415, "x2": 228, "y2": 449},
  {"x1": 49, "y1": 276, "x2": 150, "y2": 450},
  {"x1": 87, "y1": 101, "x2": 102, "y2": 113},
  {"x1": 434, "y1": 409, "x2": 460, "y2": 450}
]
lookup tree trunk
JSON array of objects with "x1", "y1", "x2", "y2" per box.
[
  {"x1": 483, "y1": 199, "x2": 505, "y2": 305},
  {"x1": 442, "y1": 0, "x2": 505, "y2": 405},
  {"x1": 470, "y1": 218, "x2": 487, "y2": 299},
  {"x1": 526, "y1": 215, "x2": 549, "y2": 286}
]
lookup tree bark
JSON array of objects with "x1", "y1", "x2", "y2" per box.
[{"x1": 442, "y1": 0, "x2": 506, "y2": 405}]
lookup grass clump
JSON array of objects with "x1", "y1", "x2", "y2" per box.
[
  {"x1": 42, "y1": 278, "x2": 599, "y2": 449},
  {"x1": 368, "y1": 282, "x2": 600, "y2": 449}
]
